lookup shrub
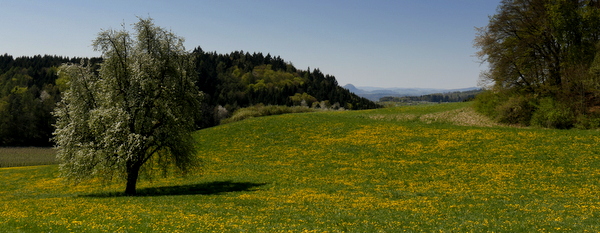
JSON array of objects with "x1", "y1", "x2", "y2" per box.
[
  {"x1": 290, "y1": 93, "x2": 317, "y2": 107},
  {"x1": 574, "y1": 106, "x2": 600, "y2": 129},
  {"x1": 574, "y1": 114, "x2": 600, "y2": 129},
  {"x1": 221, "y1": 105, "x2": 316, "y2": 124},
  {"x1": 530, "y1": 97, "x2": 575, "y2": 129},
  {"x1": 214, "y1": 105, "x2": 229, "y2": 124},
  {"x1": 474, "y1": 90, "x2": 504, "y2": 118},
  {"x1": 495, "y1": 95, "x2": 534, "y2": 125}
]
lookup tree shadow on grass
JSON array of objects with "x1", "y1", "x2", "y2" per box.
[{"x1": 81, "y1": 181, "x2": 268, "y2": 197}]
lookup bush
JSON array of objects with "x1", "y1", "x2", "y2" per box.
[
  {"x1": 221, "y1": 105, "x2": 316, "y2": 124},
  {"x1": 574, "y1": 106, "x2": 600, "y2": 129},
  {"x1": 530, "y1": 98, "x2": 575, "y2": 129},
  {"x1": 214, "y1": 105, "x2": 229, "y2": 124},
  {"x1": 574, "y1": 114, "x2": 600, "y2": 129},
  {"x1": 474, "y1": 90, "x2": 504, "y2": 118},
  {"x1": 495, "y1": 95, "x2": 534, "y2": 125},
  {"x1": 473, "y1": 90, "x2": 599, "y2": 129}
]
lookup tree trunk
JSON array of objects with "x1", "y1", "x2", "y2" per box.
[{"x1": 125, "y1": 161, "x2": 141, "y2": 196}]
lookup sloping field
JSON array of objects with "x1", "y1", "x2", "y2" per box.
[
  {"x1": 0, "y1": 147, "x2": 56, "y2": 167},
  {"x1": 2, "y1": 102, "x2": 600, "y2": 232}
]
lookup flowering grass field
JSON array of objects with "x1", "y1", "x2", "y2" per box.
[{"x1": 2, "y1": 102, "x2": 600, "y2": 232}]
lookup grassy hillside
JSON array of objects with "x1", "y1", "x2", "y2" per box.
[
  {"x1": 2, "y1": 102, "x2": 600, "y2": 231},
  {"x1": 0, "y1": 147, "x2": 56, "y2": 167}
]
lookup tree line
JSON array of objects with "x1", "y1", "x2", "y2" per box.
[
  {"x1": 192, "y1": 48, "x2": 380, "y2": 126},
  {"x1": 379, "y1": 89, "x2": 482, "y2": 103},
  {"x1": 0, "y1": 54, "x2": 102, "y2": 146},
  {"x1": 475, "y1": 0, "x2": 600, "y2": 128},
  {"x1": 0, "y1": 50, "x2": 378, "y2": 146}
]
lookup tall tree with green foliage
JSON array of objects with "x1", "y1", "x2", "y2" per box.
[
  {"x1": 476, "y1": 0, "x2": 600, "y2": 92},
  {"x1": 53, "y1": 17, "x2": 203, "y2": 195},
  {"x1": 474, "y1": 0, "x2": 600, "y2": 127}
]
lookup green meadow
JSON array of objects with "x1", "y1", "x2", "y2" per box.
[
  {"x1": 2, "y1": 102, "x2": 600, "y2": 232},
  {"x1": 0, "y1": 147, "x2": 56, "y2": 167}
]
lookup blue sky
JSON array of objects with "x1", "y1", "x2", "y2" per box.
[{"x1": 0, "y1": 0, "x2": 499, "y2": 89}]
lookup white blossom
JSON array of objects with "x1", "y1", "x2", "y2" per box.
[{"x1": 53, "y1": 17, "x2": 202, "y2": 195}]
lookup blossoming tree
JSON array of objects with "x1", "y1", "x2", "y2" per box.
[{"x1": 53, "y1": 17, "x2": 203, "y2": 195}]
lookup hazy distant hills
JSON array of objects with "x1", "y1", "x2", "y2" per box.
[{"x1": 343, "y1": 84, "x2": 481, "y2": 101}]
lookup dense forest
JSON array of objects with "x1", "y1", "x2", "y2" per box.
[
  {"x1": 0, "y1": 50, "x2": 378, "y2": 146},
  {"x1": 191, "y1": 47, "x2": 380, "y2": 127},
  {"x1": 0, "y1": 55, "x2": 102, "y2": 146}
]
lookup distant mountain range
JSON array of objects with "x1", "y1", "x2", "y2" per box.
[{"x1": 343, "y1": 84, "x2": 481, "y2": 101}]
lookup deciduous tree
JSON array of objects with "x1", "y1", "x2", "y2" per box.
[
  {"x1": 53, "y1": 17, "x2": 203, "y2": 195},
  {"x1": 474, "y1": 0, "x2": 600, "y2": 127}
]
